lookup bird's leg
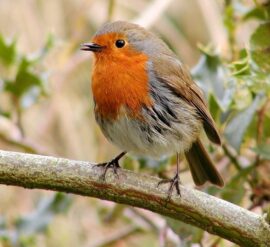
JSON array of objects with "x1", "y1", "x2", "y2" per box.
[
  {"x1": 95, "y1": 151, "x2": 127, "y2": 180},
  {"x1": 157, "y1": 153, "x2": 181, "y2": 200}
]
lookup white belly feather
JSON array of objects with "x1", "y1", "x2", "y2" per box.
[{"x1": 96, "y1": 104, "x2": 202, "y2": 158}]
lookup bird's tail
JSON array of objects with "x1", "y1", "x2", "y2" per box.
[{"x1": 185, "y1": 139, "x2": 224, "y2": 187}]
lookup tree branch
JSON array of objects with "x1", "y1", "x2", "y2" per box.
[{"x1": 0, "y1": 150, "x2": 269, "y2": 246}]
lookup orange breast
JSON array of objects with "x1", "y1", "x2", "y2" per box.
[{"x1": 92, "y1": 49, "x2": 152, "y2": 120}]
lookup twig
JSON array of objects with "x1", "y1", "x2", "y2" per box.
[
  {"x1": 14, "y1": 97, "x2": 24, "y2": 138},
  {"x1": 254, "y1": 99, "x2": 270, "y2": 168},
  {"x1": 128, "y1": 207, "x2": 159, "y2": 233},
  {"x1": 133, "y1": 0, "x2": 174, "y2": 28},
  {"x1": 107, "y1": 0, "x2": 116, "y2": 22},
  {"x1": 223, "y1": 144, "x2": 257, "y2": 190},
  {"x1": 90, "y1": 225, "x2": 141, "y2": 247},
  {"x1": 128, "y1": 208, "x2": 180, "y2": 246},
  {"x1": 195, "y1": 0, "x2": 228, "y2": 52},
  {"x1": 256, "y1": 99, "x2": 269, "y2": 145},
  {"x1": 103, "y1": 204, "x2": 125, "y2": 223},
  {"x1": 0, "y1": 133, "x2": 47, "y2": 155},
  {"x1": 222, "y1": 144, "x2": 242, "y2": 171},
  {"x1": 0, "y1": 150, "x2": 269, "y2": 246}
]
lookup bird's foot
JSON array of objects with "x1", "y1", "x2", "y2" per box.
[
  {"x1": 94, "y1": 152, "x2": 126, "y2": 181},
  {"x1": 95, "y1": 159, "x2": 120, "y2": 180},
  {"x1": 157, "y1": 173, "x2": 181, "y2": 201}
]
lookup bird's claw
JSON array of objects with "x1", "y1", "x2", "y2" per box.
[
  {"x1": 157, "y1": 173, "x2": 181, "y2": 201},
  {"x1": 94, "y1": 159, "x2": 120, "y2": 181},
  {"x1": 93, "y1": 152, "x2": 126, "y2": 181}
]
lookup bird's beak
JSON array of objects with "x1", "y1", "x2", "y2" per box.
[{"x1": 80, "y1": 42, "x2": 105, "y2": 52}]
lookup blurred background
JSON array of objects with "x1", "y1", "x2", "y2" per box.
[{"x1": 0, "y1": 0, "x2": 269, "y2": 246}]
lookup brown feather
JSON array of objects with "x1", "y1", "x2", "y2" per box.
[
  {"x1": 185, "y1": 139, "x2": 224, "y2": 187},
  {"x1": 152, "y1": 56, "x2": 221, "y2": 145}
]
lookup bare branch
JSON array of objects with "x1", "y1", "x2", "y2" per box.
[
  {"x1": 133, "y1": 0, "x2": 174, "y2": 28},
  {"x1": 0, "y1": 150, "x2": 269, "y2": 246}
]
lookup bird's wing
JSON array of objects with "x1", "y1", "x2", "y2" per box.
[{"x1": 152, "y1": 56, "x2": 221, "y2": 145}]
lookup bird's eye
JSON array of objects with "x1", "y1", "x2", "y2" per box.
[{"x1": 115, "y1": 39, "x2": 125, "y2": 48}]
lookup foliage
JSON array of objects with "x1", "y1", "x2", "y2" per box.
[
  {"x1": 0, "y1": 193, "x2": 71, "y2": 247},
  {"x1": 0, "y1": 0, "x2": 269, "y2": 246},
  {"x1": 0, "y1": 34, "x2": 52, "y2": 106}
]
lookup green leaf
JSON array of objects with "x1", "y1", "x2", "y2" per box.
[
  {"x1": 221, "y1": 165, "x2": 254, "y2": 204},
  {"x1": 247, "y1": 73, "x2": 270, "y2": 94},
  {"x1": 243, "y1": 5, "x2": 270, "y2": 21},
  {"x1": 192, "y1": 49, "x2": 235, "y2": 111},
  {"x1": 4, "y1": 57, "x2": 45, "y2": 107},
  {"x1": 224, "y1": 4, "x2": 236, "y2": 38},
  {"x1": 1, "y1": 37, "x2": 52, "y2": 109},
  {"x1": 0, "y1": 35, "x2": 17, "y2": 66},
  {"x1": 229, "y1": 49, "x2": 251, "y2": 77},
  {"x1": 224, "y1": 93, "x2": 263, "y2": 151},
  {"x1": 208, "y1": 94, "x2": 220, "y2": 121},
  {"x1": 250, "y1": 22, "x2": 270, "y2": 73},
  {"x1": 252, "y1": 144, "x2": 270, "y2": 160}
]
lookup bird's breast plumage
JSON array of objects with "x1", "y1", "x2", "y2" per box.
[
  {"x1": 93, "y1": 58, "x2": 203, "y2": 157},
  {"x1": 92, "y1": 49, "x2": 152, "y2": 120}
]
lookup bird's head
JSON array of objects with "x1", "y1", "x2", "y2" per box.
[{"x1": 81, "y1": 21, "x2": 171, "y2": 60}]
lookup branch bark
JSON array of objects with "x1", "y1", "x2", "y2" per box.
[{"x1": 0, "y1": 150, "x2": 269, "y2": 246}]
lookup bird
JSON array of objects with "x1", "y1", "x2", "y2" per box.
[{"x1": 81, "y1": 21, "x2": 224, "y2": 198}]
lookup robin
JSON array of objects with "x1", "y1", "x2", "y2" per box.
[{"x1": 81, "y1": 21, "x2": 224, "y2": 198}]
